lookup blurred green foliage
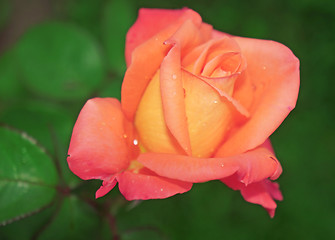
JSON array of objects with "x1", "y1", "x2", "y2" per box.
[
  {"x1": 0, "y1": 0, "x2": 11, "y2": 30},
  {"x1": 16, "y1": 22, "x2": 105, "y2": 100},
  {"x1": 0, "y1": 0, "x2": 334, "y2": 239}
]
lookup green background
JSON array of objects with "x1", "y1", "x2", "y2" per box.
[{"x1": 0, "y1": 0, "x2": 334, "y2": 239}]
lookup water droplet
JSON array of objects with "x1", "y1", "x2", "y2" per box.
[
  {"x1": 160, "y1": 188, "x2": 163, "y2": 192},
  {"x1": 133, "y1": 139, "x2": 138, "y2": 145},
  {"x1": 221, "y1": 163, "x2": 224, "y2": 167},
  {"x1": 262, "y1": 66, "x2": 266, "y2": 70},
  {"x1": 213, "y1": 100, "x2": 218, "y2": 104},
  {"x1": 123, "y1": 134, "x2": 128, "y2": 138},
  {"x1": 172, "y1": 74, "x2": 177, "y2": 80}
]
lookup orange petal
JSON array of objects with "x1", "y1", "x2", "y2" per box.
[
  {"x1": 138, "y1": 153, "x2": 237, "y2": 183},
  {"x1": 125, "y1": 8, "x2": 202, "y2": 65},
  {"x1": 160, "y1": 42, "x2": 192, "y2": 155},
  {"x1": 164, "y1": 20, "x2": 212, "y2": 56},
  {"x1": 138, "y1": 140, "x2": 281, "y2": 183},
  {"x1": 135, "y1": 67, "x2": 232, "y2": 157},
  {"x1": 231, "y1": 139, "x2": 283, "y2": 185},
  {"x1": 222, "y1": 177, "x2": 283, "y2": 218},
  {"x1": 134, "y1": 70, "x2": 185, "y2": 155},
  {"x1": 181, "y1": 70, "x2": 234, "y2": 157},
  {"x1": 200, "y1": 74, "x2": 249, "y2": 117},
  {"x1": 182, "y1": 37, "x2": 241, "y2": 74},
  {"x1": 184, "y1": 69, "x2": 250, "y2": 123},
  {"x1": 202, "y1": 52, "x2": 245, "y2": 77},
  {"x1": 122, "y1": 9, "x2": 203, "y2": 121},
  {"x1": 160, "y1": 20, "x2": 213, "y2": 155},
  {"x1": 215, "y1": 35, "x2": 300, "y2": 157},
  {"x1": 116, "y1": 167, "x2": 192, "y2": 200},
  {"x1": 67, "y1": 98, "x2": 131, "y2": 180}
]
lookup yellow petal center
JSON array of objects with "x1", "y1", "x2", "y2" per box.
[{"x1": 135, "y1": 70, "x2": 234, "y2": 158}]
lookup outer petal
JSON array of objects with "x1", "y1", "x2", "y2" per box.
[
  {"x1": 222, "y1": 177, "x2": 283, "y2": 218},
  {"x1": 215, "y1": 35, "x2": 300, "y2": 157},
  {"x1": 116, "y1": 167, "x2": 192, "y2": 200},
  {"x1": 67, "y1": 98, "x2": 130, "y2": 180},
  {"x1": 125, "y1": 8, "x2": 202, "y2": 65},
  {"x1": 122, "y1": 8, "x2": 203, "y2": 121},
  {"x1": 138, "y1": 140, "x2": 281, "y2": 183},
  {"x1": 232, "y1": 139, "x2": 283, "y2": 185}
]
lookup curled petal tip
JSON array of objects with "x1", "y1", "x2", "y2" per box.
[{"x1": 95, "y1": 177, "x2": 117, "y2": 199}]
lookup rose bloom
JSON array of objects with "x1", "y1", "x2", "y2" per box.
[{"x1": 67, "y1": 8, "x2": 299, "y2": 217}]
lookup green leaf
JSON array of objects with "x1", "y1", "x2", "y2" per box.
[
  {"x1": 0, "y1": 203, "x2": 56, "y2": 240},
  {"x1": 37, "y1": 196, "x2": 101, "y2": 240},
  {"x1": 0, "y1": 101, "x2": 73, "y2": 154},
  {"x1": 0, "y1": 127, "x2": 59, "y2": 224},
  {"x1": 102, "y1": 0, "x2": 135, "y2": 75},
  {"x1": 15, "y1": 21, "x2": 105, "y2": 100},
  {"x1": 0, "y1": 101, "x2": 80, "y2": 187}
]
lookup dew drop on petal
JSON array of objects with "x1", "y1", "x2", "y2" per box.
[
  {"x1": 133, "y1": 139, "x2": 138, "y2": 145},
  {"x1": 172, "y1": 74, "x2": 177, "y2": 80}
]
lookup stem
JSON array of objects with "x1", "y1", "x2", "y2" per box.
[
  {"x1": 48, "y1": 124, "x2": 66, "y2": 186},
  {"x1": 107, "y1": 213, "x2": 120, "y2": 240}
]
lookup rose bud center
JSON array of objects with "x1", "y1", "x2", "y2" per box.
[{"x1": 134, "y1": 38, "x2": 246, "y2": 158}]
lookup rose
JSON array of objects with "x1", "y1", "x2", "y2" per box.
[{"x1": 67, "y1": 8, "x2": 299, "y2": 217}]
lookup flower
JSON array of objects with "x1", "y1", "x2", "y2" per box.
[{"x1": 67, "y1": 8, "x2": 299, "y2": 217}]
